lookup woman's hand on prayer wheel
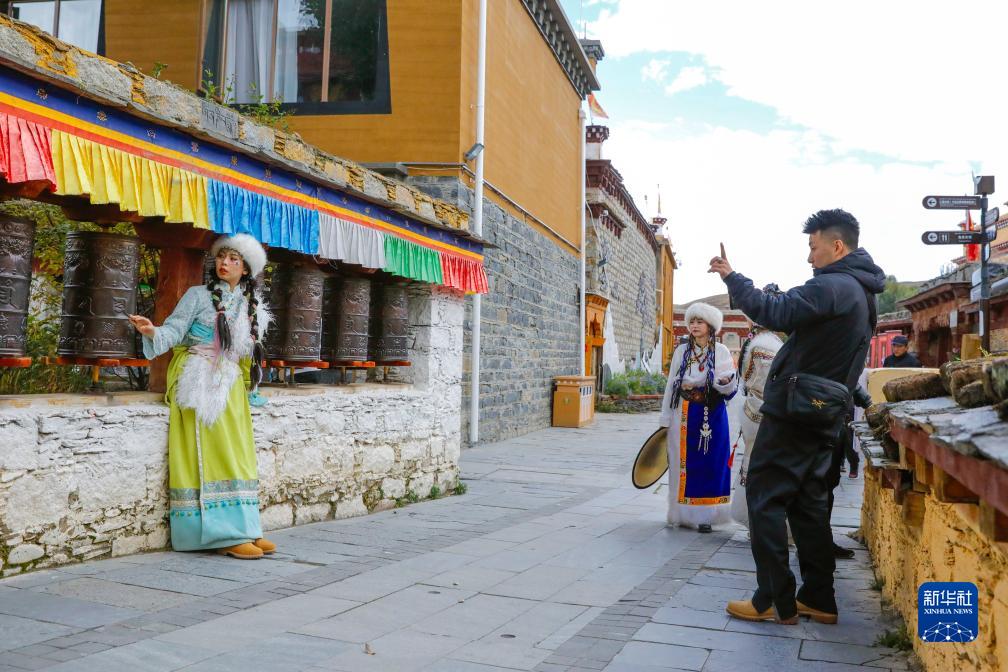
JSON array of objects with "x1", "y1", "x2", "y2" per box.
[{"x1": 128, "y1": 315, "x2": 155, "y2": 336}]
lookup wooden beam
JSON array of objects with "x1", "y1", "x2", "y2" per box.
[
  {"x1": 913, "y1": 451, "x2": 931, "y2": 492},
  {"x1": 902, "y1": 490, "x2": 926, "y2": 528},
  {"x1": 980, "y1": 501, "x2": 1008, "y2": 543},
  {"x1": 933, "y1": 465, "x2": 979, "y2": 504},
  {"x1": 135, "y1": 221, "x2": 217, "y2": 250},
  {"x1": 148, "y1": 246, "x2": 207, "y2": 393}
]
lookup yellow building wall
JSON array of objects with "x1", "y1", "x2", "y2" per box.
[
  {"x1": 460, "y1": 0, "x2": 583, "y2": 253},
  {"x1": 658, "y1": 248, "x2": 675, "y2": 371},
  {"x1": 103, "y1": 0, "x2": 203, "y2": 90}
]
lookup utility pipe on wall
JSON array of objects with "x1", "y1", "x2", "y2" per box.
[
  {"x1": 469, "y1": 0, "x2": 488, "y2": 445},
  {"x1": 578, "y1": 108, "x2": 587, "y2": 377}
]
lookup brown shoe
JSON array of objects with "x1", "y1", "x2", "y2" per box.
[
  {"x1": 253, "y1": 538, "x2": 276, "y2": 554},
  {"x1": 217, "y1": 542, "x2": 263, "y2": 560},
  {"x1": 796, "y1": 600, "x2": 838, "y2": 624},
  {"x1": 726, "y1": 600, "x2": 797, "y2": 624}
]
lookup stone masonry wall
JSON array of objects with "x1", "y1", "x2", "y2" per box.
[
  {"x1": 0, "y1": 286, "x2": 463, "y2": 575},
  {"x1": 407, "y1": 175, "x2": 581, "y2": 444},
  {"x1": 590, "y1": 220, "x2": 658, "y2": 369}
]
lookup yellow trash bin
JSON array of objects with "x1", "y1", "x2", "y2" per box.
[{"x1": 553, "y1": 375, "x2": 595, "y2": 427}]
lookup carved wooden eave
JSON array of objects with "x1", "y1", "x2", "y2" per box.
[
  {"x1": 585, "y1": 160, "x2": 658, "y2": 253},
  {"x1": 519, "y1": 0, "x2": 601, "y2": 98},
  {"x1": 899, "y1": 282, "x2": 971, "y2": 313}
]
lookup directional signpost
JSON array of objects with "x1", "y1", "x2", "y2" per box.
[
  {"x1": 922, "y1": 195, "x2": 983, "y2": 210},
  {"x1": 921, "y1": 176, "x2": 996, "y2": 351},
  {"x1": 921, "y1": 230, "x2": 985, "y2": 246}
]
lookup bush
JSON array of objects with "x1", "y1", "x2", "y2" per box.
[
  {"x1": 605, "y1": 370, "x2": 667, "y2": 397},
  {"x1": 605, "y1": 376, "x2": 630, "y2": 397}
]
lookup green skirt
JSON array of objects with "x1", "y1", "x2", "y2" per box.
[{"x1": 166, "y1": 347, "x2": 262, "y2": 551}]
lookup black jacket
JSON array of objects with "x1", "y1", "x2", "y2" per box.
[
  {"x1": 725, "y1": 248, "x2": 887, "y2": 390},
  {"x1": 883, "y1": 352, "x2": 922, "y2": 368}
]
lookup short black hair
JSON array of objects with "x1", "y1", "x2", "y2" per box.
[{"x1": 802, "y1": 209, "x2": 859, "y2": 249}]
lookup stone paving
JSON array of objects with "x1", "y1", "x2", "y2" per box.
[{"x1": 0, "y1": 412, "x2": 910, "y2": 671}]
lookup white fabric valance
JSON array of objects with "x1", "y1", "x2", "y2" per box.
[{"x1": 319, "y1": 213, "x2": 387, "y2": 269}]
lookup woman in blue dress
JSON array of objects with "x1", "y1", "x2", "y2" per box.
[{"x1": 659, "y1": 302, "x2": 738, "y2": 532}]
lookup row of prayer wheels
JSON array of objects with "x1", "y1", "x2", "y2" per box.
[
  {"x1": 262, "y1": 264, "x2": 409, "y2": 364},
  {"x1": 0, "y1": 219, "x2": 410, "y2": 365}
]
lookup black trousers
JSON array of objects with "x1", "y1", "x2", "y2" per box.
[{"x1": 746, "y1": 415, "x2": 837, "y2": 618}]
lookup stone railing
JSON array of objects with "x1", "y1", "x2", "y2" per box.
[{"x1": 856, "y1": 360, "x2": 1008, "y2": 671}]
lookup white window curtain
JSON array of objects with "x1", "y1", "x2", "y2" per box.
[
  {"x1": 273, "y1": 0, "x2": 305, "y2": 103},
  {"x1": 224, "y1": 0, "x2": 274, "y2": 103}
]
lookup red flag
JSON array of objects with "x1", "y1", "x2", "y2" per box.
[{"x1": 964, "y1": 209, "x2": 979, "y2": 262}]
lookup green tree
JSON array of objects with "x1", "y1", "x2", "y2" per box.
[{"x1": 876, "y1": 276, "x2": 920, "y2": 315}]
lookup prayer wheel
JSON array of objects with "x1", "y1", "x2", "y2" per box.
[
  {"x1": 0, "y1": 216, "x2": 35, "y2": 357},
  {"x1": 267, "y1": 264, "x2": 325, "y2": 362},
  {"x1": 58, "y1": 231, "x2": 140, "y2": 358},
  {"x1": 263, "y1": 264, "x2": 289, "y2": 360},
  {"x1": 320, "y1": 275, "x2": 339, "y2": 362},
  {"x1": 331, "y1": 277, "x2": 371, "y2": 362},
  {"x1": 370, "y1": 283, "x2": 409, "y2": 363}
]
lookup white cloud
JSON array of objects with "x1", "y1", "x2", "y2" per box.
[
  {"x1": 663, "y1": 66, "x2": 708, "y2": 96},
  {"x1": 641, "y1": 58, "x2": 670, "y2": 83},
  {"x1": 586, "y1": 1, "x2": 1008, "y2": 166},
  {"x1": 602, "y1": 119, "x2": 980, "y2": 302}
]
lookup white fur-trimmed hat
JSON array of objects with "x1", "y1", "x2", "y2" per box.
[
  {"x1": 210, "y1": 233, "x2": 267, "y2": 278},
  {"x1": 684, "y1": 302, "x2": 723, "y2": 334}
]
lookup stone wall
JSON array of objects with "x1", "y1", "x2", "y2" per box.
[
  {"x1": 588, "y1": 219, "x2": 658, "y2": 370},
  {"x1": 407, "y1": 175, "x2": 581, "y2": 443},
  {"x1": 0, "y1": 286, "x2": 463, "y2": 575},
  {"x1": 862, "y1": 470, "x2": 1008, "y2": 671}
]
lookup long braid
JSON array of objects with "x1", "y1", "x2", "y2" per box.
[
  {"x1": 245, "y1": 275, "x2": 264, "y2": 392},
  {"x1": 668, "y1": 336, "x2": 693, "y2": 410},
  {"x1": 206, "y1": 276, "x2": 233, "y2": 353}
]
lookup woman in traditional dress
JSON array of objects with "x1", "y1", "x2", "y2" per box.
[
  {"x1": 729, "y1": 324, "x2": 784, "y2": 528},
  {"x1": 129, "y1": 234, "x2": 274, "y2": 560},
  {"x1": 659, "y1": 302, "x2": 738, "y2": 532}
]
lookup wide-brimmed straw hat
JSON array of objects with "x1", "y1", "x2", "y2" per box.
[{"x1": 632, "y1": 427, "x2": 669, "y2": 489}]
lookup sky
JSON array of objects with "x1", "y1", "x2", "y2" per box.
[{"x1": 559, "y1": 0, "x2": 1008, "y2": 302}]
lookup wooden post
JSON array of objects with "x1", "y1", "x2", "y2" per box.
[
  {"x1": 979, "y1": 501, "x2": 1008, "y2": 542},
  {"x1": 902, "y1": 490, "x2": 926, "y2": 528},
  {"x1": 135, "y1": 223, "x2": 215, "y2": 394},
  {"x1": 147, "y1": 246, "x2": 206, "y2": 393}
]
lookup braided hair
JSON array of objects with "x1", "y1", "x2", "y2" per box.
[
  {"x1": 206, "y1": 275, "x2": 233, "y2": 353},
  {"x1": 244, "y1": 275, "x2": 265, "y2": 392},
  {"x1": 206, "y1": 254, "x2": 264, "y2": 391},
  {"x1": 668, "y1": 335, "x2": 715, "y2": 409}
]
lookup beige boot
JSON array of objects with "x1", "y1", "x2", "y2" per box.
[
  {"x1": 217, "y1": 542, "x2": 263, "y2": 559},
  {"x1": 253, "y1": 538, "x2": 276, "y2": 554}
]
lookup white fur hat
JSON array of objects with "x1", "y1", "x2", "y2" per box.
[
  {"x1": 684, "y1": 302, "x2": 723, "y2": 334},
  {"x1": 210, "y1": 233, "x2": 267, "y2": 278}
]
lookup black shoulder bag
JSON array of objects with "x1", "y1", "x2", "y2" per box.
[{"x1": 760, "y1": 284, "x2": 874, "y2": 432}]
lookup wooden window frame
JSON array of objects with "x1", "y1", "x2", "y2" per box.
[
  {"x1": 3, "y1": 0, "x2": 105, "y2": 54},
  {"x1": 197, "y1": 0, "x2": 390, "y2": 115}
]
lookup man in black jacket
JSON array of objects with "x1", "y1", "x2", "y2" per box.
[
  {"x1": 709, "y1": 209, "x2": 886, "y2": 625},
  {"x1": 883, "y1": 336, "x2": 922, "y2": 368}
]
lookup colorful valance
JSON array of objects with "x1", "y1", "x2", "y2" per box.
[
  {"x1": 52, "y1": 130, "x2": 209, "y2": 229},
  {"x1": 208, "y1": 179, "x2": 318, "y2": 255},
  {"x1": 0, "y1": 64, "x2": 487, "y2": 293},
  {"x1": 0, "y1": 112, "x2": 54, "y2": 187}
]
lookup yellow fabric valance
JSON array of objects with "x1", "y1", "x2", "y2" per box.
[{"x1": 51, "y1": 130, "x2": 208, "y2": 229}]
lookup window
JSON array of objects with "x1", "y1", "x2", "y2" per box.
[
  {"x1": 200, "y1": 0, "x2": 390, "y2": 114},
  {"x1": 1, "y1": 0, "x2": 104, "y2": 53}
]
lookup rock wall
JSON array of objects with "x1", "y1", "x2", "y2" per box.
[
  {"x1": 862, "y1": 470, "x2": 1008, "y2": 671},
  {"x1": 0, "y1": 285, "x2": 463, "y2": 575},
  {"x1": 407, "y1": 175, "x2": 581, "y2": 443}
]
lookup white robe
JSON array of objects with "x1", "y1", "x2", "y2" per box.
[{"x1": 659, "y1": 342, "x2": 739, "y2": 528}]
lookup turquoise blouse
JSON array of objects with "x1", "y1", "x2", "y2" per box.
[{"x1": 142, "y1": 283, "x2": 250, "y2": 360}]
